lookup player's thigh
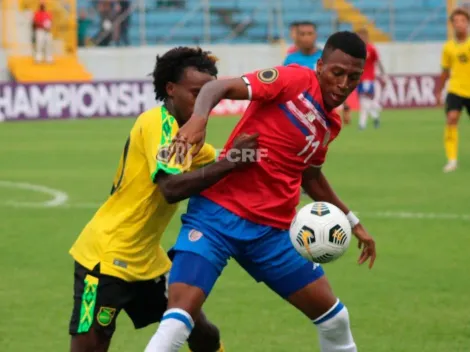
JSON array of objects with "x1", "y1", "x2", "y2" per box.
[
  {"x1": 123, "y1": 274, "x2": 169, "y2": 330},
  {"x1": 235, "y1": 228, "x2": 325, "y2": 300},
  {"x1": 69, "y1": 262, "x2": 131, "y2": 346},
  {"x1": 445, "y1": 93, "x2": 464, "y2": 124},
  {"x1": 169, "y1": 196, "x2": 241, "y2": 308}
]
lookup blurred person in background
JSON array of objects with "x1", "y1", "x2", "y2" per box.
[
  {"x1": 435, "y1": 7, "x2": 470, "y2": 173},
  {"x1": 286, "y1": 21, "x2": 299, "y2": 54},
  {"x1": 115, "y1": 0, "x2": 131, "y2": 46},
  {"x1": 283, "y1": 21, "x2": 322, "y2": 69},
  {"x1": 356, "y1": 28, "x2": 386, "y2": 130},
  {"x1": 33, "y1": 1, "x2": 53, "y2": 63},
  {"x1": 94, "y1": 0, "x2": 114, "y2": 47},
  {"x1": 78, "y1": 8, "x2": 92, "y2": 47}
]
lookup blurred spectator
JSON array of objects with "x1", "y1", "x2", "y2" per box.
[
  {"x1": 115, "y1": 0, "x2": 131, "y2": 46},
  {"x1": 33, "y1": 1, "x2": 53, "y2": 63},
  {"x1": 94, "y1": 0, "x2": 114, "y2": 47},
  {"x1": 78, "y1": 9, "x2": 92, "y2": 47}
]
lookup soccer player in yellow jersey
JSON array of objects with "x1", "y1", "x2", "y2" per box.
[
  {"x1": 68, "y1": 47, "x2": 258, "y2": 352},
  {"x1": 435, "y1": 8, "x2": 470, "y2": 173}
]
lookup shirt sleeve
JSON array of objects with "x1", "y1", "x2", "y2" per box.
[
  {"x1": 309, "y1": 148, "x2": 327, "y2": 168},
  {"x1": 241, "y1": 65, "x2": 306, "y2": 102},
  {"x1": 189, "y1": 143, "x2": 217, "y2": 171},
  {"x1": 283, "y1": 55, "x2": 291, "y2": 66},
  {"x1": 441, "y1": 44, "x2": 451, "y2": 70},
  {"x1": 139, "y1": 113, "x2": 185, "y2": 183}
]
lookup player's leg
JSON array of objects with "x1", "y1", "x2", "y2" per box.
[
  {"x1": 69, "y1": 262, "x2": 130, "y2": 352},
  {"x1": 145, "y1": 196, "x2": 236, "y2": 352},
  {"x1": 127, "y1": 273, "x2": 224, "y2": 352},
  {"x1": 35, "y1": 29, "x2": 44, "y2": 62},
  {"x1": 443, "y1": 93, "x2": 462, "y2": 172},
  {"x1": 358, "y1": 93, "x2": 369, "y2": 130},
  {"x1": 239, "y1": 229, "x2": 356, "y2": 352},
  {"x1": 44, "y1": 31, "x2": 53, "y2": 63}
]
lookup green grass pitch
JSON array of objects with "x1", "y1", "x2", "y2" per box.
[{"x1": 1, "y1": 109, "x2": 470, "y2": 351}]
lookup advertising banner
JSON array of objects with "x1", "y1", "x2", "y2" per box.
[{"x1": 0, "y1": 75, "x2": 441, "y2": 122}]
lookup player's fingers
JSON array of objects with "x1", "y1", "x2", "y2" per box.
[
  {"x1": 358, "y1": 240, "x2": 362, "y2": 250},
  {"x1": 191, "y1": 140, "x2": 204, "y2": 157},
  {"x1": 358, "y1": 249, "x2": 367, "y2": 265},
  {"x1": 369, "y1": 249, "x2": 376, "y2": 269}
]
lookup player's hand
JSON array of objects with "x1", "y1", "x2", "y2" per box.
[
  {"x1": 230, "y1": 133, "x2": 260, "y2": 167},
  {"x1": 352, "y1": 223, "x2": 376, "y2": 269},
  {"x1": 169, "y1": 116, "x2": 207, "y2": 163}
]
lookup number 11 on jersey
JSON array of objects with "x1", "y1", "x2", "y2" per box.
[{"x1": 298, "y1": 135, "x2": 320, "y2": 163}]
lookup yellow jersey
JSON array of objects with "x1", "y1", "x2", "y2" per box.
[
  {"x1": 69, "y1": 106, "x2": 216, "y2": 282},
  {"x1": 441, "y1": 38, "x2": 470, "y2": 98}
]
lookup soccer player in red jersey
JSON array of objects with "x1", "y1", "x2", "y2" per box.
[
  {"x1": 145, "y1": 31, "x2": 376, "y2": 352},
  {"x1": 356, "y1": 28, "x2": 387, "y2": 130}
]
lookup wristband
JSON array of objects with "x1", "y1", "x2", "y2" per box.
[{"x1": 346, "y1": 211, "x2": 360, "y2": 228}]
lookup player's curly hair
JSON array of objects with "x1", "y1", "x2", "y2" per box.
[{"x1": 152, "y1": 47, "x2": 218, "y2": 101}]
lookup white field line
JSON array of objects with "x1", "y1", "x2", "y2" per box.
[{"x1": 1, "y1": 181, "x2": 469, "y2": 221}]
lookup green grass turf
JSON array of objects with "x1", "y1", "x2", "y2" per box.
[{"x1": 1, "y1": 109, "x2": 470, "y2": 351}]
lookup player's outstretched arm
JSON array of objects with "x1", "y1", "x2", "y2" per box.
[
  {"x1": 302, "y1": 166, "x2": 377, "y2": 268},
  {"x1": 169, "y1": 78, "x2": 250, "y2": 160},
  {"x1": 156, "y1": 133, "x2": 258, "y2": 204}
]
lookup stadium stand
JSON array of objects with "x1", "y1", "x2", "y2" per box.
[{"x1": 77, "y1": 0, "x2": 447, "y2": 46}]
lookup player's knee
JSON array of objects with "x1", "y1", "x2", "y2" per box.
[
  {"x1": 314, "y1": 301, "x2": 351, "y2": 343},
  {"x1": 187, "y1": 315, "x2": 221, "y2": 352},
  {"x1": 446, "y1": 112, "x2": 460, "y2": 125}
]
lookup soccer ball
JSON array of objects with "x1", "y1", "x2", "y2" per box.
[{"x1": 289, "y1": 202, "x2": 352, "y2": 264}]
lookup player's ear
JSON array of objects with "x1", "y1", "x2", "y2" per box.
[
  {"x1": 316, "y1": 59, "x2": 324, "y2": 74},
  {"x1": 166, "y1": 82, "x2": 175, "y2": 98}
]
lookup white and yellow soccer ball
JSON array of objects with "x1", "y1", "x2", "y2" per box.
[{"x1": 289, "y1": 202, "x2": 352, "y2": 264}]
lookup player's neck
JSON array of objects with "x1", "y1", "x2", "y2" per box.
[
  {"x1": 455, "y1": 32, "x2": 468, "y2": 42},
  {"x1": 301, "y1": 47, "x2": 317, "y2": 55},
  {"x1": 163, "y1": 101, "x2": 182, "y2": 126}
]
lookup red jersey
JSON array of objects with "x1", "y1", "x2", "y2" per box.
[
  {"x1": 202, "y1": 65, "x2": 342, "y2": 229},
  {"x1": 33, "y1": 10, "x2": 52, "y2": 30},
  {"x1": 287, "y1": 45, "x2": 298, "y2": 54},
  {"x1": 361, "y1": 43, "x2": 379, "y2": 81}
]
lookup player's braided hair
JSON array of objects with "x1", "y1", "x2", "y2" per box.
[
  {"x1": 321, "y1": 31, "x2": 367, "y2": 61},
  {"x1": 152, "y1": 47, "x2": 218, "y2": 101}
]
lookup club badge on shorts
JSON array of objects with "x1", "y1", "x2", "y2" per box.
[
  {"x1": 188, "y1": 229, "x2": 203, "y2": 242},
  {"x1": 97, "y1": 307, "x2": 116, "y2": 327}
]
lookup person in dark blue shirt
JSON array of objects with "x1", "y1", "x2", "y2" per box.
[{"x1": 283, "y1": 21, "x2": 322, "y2": 69}]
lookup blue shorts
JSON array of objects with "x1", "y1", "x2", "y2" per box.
[
  {"x1": 357, "y1": 80, "x2": 375, "y2": 95},
  {"x1": 168, "y1": 196, "x2": 324, "y2": 299}
]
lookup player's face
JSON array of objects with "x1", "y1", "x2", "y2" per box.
[
  {"x1": 452, "y1": 14, "x2": 469, "y2": 36},
  {"x1": 297, "y1": 25, "x2": 316, "y2": 50},
  {"x1": 317, "y1": 49, "x2": 364, "y2": 110},
  {"x1": 166, "y1": 67, "x2": 215, "y2": 124}
]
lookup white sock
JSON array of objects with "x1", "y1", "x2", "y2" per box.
[
  {"x1": 359, "y1": 96, "x2": 370, "y2": 128},
  {"x1": 370, "y1": 99, "x2": 381, "y2": 120},
  {"x1": 314, "y1": 299, "x2": 357, "y2": 352},
  {"x1": 145, "y1": 308, "x2": 194, "y2": 352}
]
